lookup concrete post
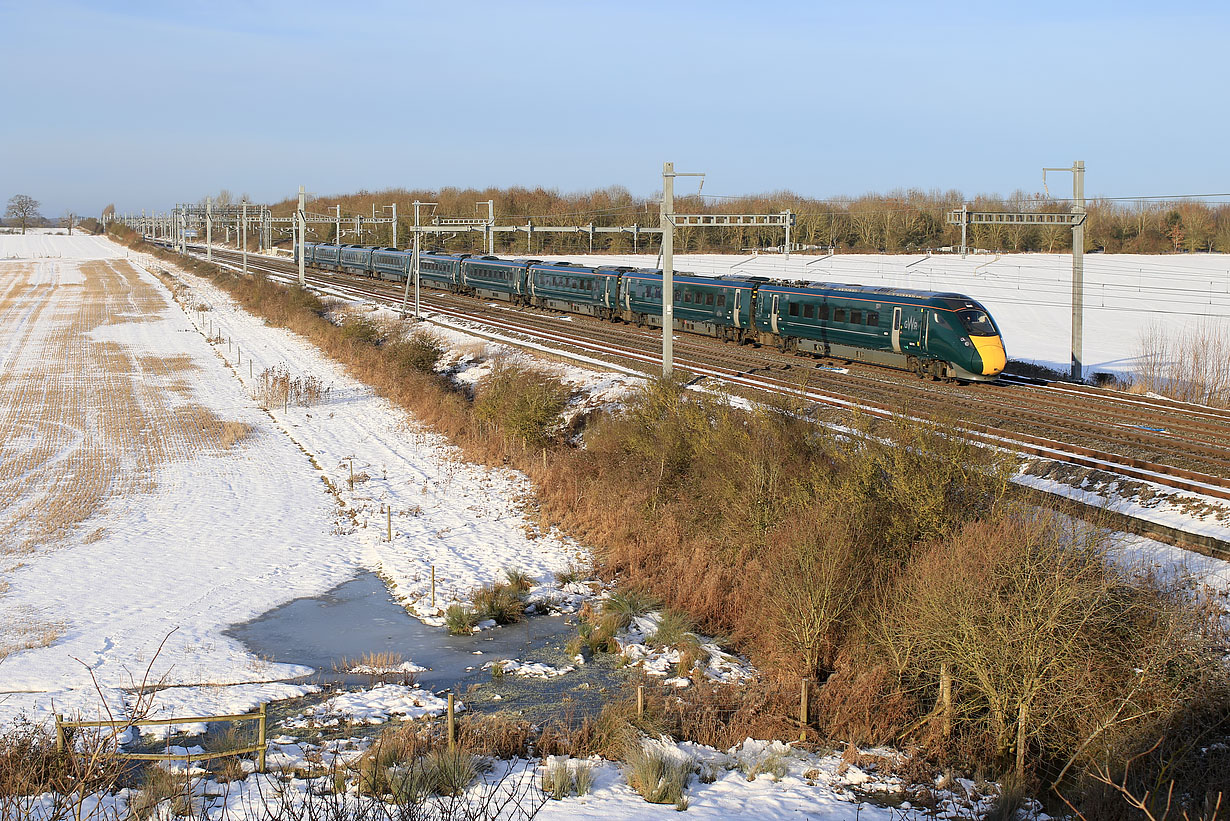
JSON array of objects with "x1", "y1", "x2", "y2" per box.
[
  {"x1": 661, "y1": 162, "x2": 674, "y2": 377},
  {"x1": 297, "y1": 186, "x2": 306, "y2": 287},
  {"x1": 241, "y1": 200, "x2": 248, "y2": 274},
  {"x1": 1071, "y1": 160, "x2": 1086, "y2": 381}
]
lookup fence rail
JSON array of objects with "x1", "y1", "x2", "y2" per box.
[{"x1": 55, "y1": 703, "x2": 267, "y2": 772}]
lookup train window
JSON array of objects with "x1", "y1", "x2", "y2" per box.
[
  {"x1": 834, "y1": 308, "x2": 847, "y2": 323},
  {"x1": 850, "y1": 310, "x2": 862, "y2": 325},
  {"x1": 803, "y1": 304, "x2": 814, "y2": 319},
  {"x1": 788, "y1": 302, "x2": 799, "y2": 317},
  {"x1": 957, "y1": 309, "x2": 997, "y2": 335},
  {"x1": 866, "y1": 311, "x2": 879, "y2": 326},
  {"x1": 655, "y1": 286, "x2": 662, "y2": 300},
  {"x1": 683, "y1": 291, "x2": 693, "y2": 303},
  {"x1": 818, "y1": 305, "x2": 829, "y2": 321},
  {"x1": 705, "y1": 293, "x2": 714, "y2": 306},
  {"x1": 717, "y1": 293, "x2": 726, "y2": 307}
]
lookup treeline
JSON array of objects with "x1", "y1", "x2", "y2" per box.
[{"x1": 249, "y1": 186, "x2": 1230, "y2": 256}]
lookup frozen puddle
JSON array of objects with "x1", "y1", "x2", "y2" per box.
[
  {"x1": 226, "y1": 572, "x2": 570, "y2": 688},
  {"x1": 228, "y1": 572, "x2": 632, "y2": 723}
]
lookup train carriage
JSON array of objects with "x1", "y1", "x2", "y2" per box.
[
  {"x1": 310, "y1": 243, "x2": 341, "y2": 270},
  {"x1": 619, "y1": 271, "x2": 756, "y2": 342},
  {"x1": 462, "y1": 256, "x2": 535, "y2": 302},
  {"x1": 371, "y1": 248, "x2": 411, "y2": 281},
  {"x1": 528, "y1": 261, "x2": 624, "y2": 318},
  {"x1": 752, "y1": 282, "x2": 1005, "y2": 381},
  {"x1": 416, "y1": 252, "x2": 470, "y2": 290},
  {"x1": 338, "y1": 244, "x2": 373, "y2": 276}
]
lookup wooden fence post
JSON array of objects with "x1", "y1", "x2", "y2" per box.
[
  {"x1": 800, "y1": 679, "x2": 809, "y2": 742},
  {"x1": 55, "y1": 714, "x2": 65, "y2": 755},
  {"x1": 447, "y1": 693, "x2": 455, "y2": 753},
  {"x1": 387, "y1": 507, "x2": 392, "y2": 542},
  {"x1": 257, "y1": 703, "x2": 267, "y2": 773},
  {"x1": 637, "y1": 685, "x2": 644, "y2": 719},
  {"x1": 431, "y1": 565, "x2": 436, "y2": 609}
]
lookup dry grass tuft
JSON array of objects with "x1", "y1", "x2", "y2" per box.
[{"x1": 219, "y1": 420, "x2": 253, "y2": 449}]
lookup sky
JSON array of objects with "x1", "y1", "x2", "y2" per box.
[{"x1": 2, "y1": 0, "x2": 1229, "y2": 218}]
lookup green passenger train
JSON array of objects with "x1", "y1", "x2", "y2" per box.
[{"x1": 302, "y1": 243, "x2": 1006, "y2": 382}]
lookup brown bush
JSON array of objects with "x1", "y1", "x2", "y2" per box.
[
  {"x1": 456, "y1": 712, "x2": 533, "y2": 759},
  {"x1": 877, "y1": 512, "x2": 1227, "y2": 784}
]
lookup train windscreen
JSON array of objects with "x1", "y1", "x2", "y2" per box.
[{"x1": 956, "y1": 309, "x2": 998, "y2": 335}]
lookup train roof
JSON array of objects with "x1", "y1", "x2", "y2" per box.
[
  {"x1": 621, "y1": 270, "x2": 759, "y2": 288},
  {"x1": 757, "y1": 280, "x2": 987, "y2": 308}
]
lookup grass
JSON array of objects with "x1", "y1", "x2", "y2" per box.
[
  {"x1": 444, "y1": 604, "x2": 478, "y2": 635},
  {"x1": 219, "y1": 420, "x2": 253, "y2": 449},
  {"x1": 389, "y1": 748, "x2": 479, "y2": 800},
  {"x1": 130, "y1": 766, "x2": 193, "y2": 820},
  {"x1": 335, "y1": 650, "x2": 418, "y2": 685},
  {"x1": 603, "y1": 590, "x2": 658, "y2": 629},
  {"x1": 625, "y1": 739, "x2": 692, "y2": 808},
  {"x1": 456, "y1": 712, "x2": 532, "y2": 759}
]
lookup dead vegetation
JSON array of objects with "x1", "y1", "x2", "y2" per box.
[{"x1": 1134, "y1": 318, "x2": 1230, "y2": 408}]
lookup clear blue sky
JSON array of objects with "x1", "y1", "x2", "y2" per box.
[{"x1": 2, "y1": 0, "x2": 1227, "y2": 217}]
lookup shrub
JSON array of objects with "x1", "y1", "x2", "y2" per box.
[
  {"x1": 339, "y1": 315, "x2": 385, "y2": 348},
  {"x1": 877, "y1": 511, "x2": 1226, "y2": 782},
  {"x1": 444, "y1": 604, "x2": 478, "y2": 635},
  {"x1": 387, "y1": 329, "x2": 445, "y2": 374},
  {"x1": 474, "y1": 360, "x2": 571, "y2": 449},
  {"x1": 625, "y1": 738, "x2": 692, "y2": 808},
  {"x1": 1134, "y1": 318, "x2": 1230, "y2": 408},
  {"x1": 472, "y1": 579, "x2": 528, "y2": 625},
  {"x1": 457, "y1": 712, "x2": 532, "y2": 759}
]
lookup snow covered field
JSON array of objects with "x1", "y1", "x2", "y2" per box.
[
  {"x1": 538, "y1": 251, "x2": 1230, "y2": 375},
  {"x1": 0, "y1": 234, "x2": 587, "y2": 728}
]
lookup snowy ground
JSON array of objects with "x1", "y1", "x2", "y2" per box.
[
  {"x1": 536, "y1": 251, "x2": 1230, "y2": 376},
  {"x1": 0, "y1": 234, "x2": 590, "y2": 728}
]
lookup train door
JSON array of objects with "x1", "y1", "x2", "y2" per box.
[
  {"x1": 770, "y1": 294, "x2": 780, "y2": 334},
  {"x1": 895, "y1": 306, "x2": 923, "y2": 350},
  {"x1": 733, "y1": 289, "x2": 742, "y2": 327}
]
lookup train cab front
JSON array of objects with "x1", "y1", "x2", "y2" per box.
[{"x1": 956, "y1": 305, "x2": 1006, "y2": 379}]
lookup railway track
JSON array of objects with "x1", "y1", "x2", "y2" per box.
[{"x1": 168, "y1": 244, "x2": 1230, "y2": 557}]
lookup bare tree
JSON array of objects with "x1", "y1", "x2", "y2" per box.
[{"x1": 5, "y1": 194, "x2": 41, "y2": 235}]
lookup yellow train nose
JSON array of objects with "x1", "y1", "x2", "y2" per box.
[{"x1": 971, "y1": 335, "x2": 1006, "y2": 376}]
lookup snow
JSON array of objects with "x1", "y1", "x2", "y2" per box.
[
  {"x1": 292, "y1": 684, "x2": 454, "y2": 726},
  {"x1": 484, "y1": 658, "x2": 575, "y2": 679},
  {"x1": 0, "y1": 232, "x2": 131, "y2": 260},
  {"x1": 616, "y1": 612, "x2": 757, "y2": 685}
]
